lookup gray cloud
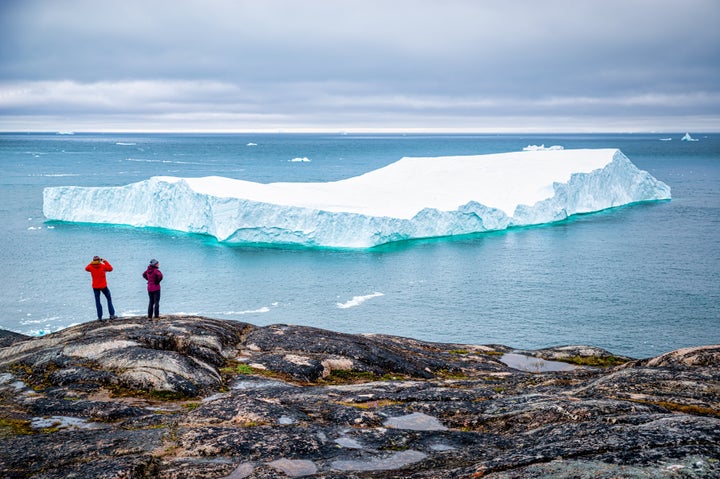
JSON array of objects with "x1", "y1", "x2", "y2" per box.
[{"x1": 1, "y1": 0, "x2": 719, "y2": 131}]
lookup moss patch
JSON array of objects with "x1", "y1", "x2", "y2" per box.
[
  {"x1": 556, "y1": 355, "x2": 629, "y2": 368},
  {"x1": 631, "y1": 400, "x2": 720, "y2": 417},
  {"x1": 220, "y1": 362, "x2": 255, "y2": 375},
  {"x1": 337, "y1": 399, "x2": 402, "y2": 409},
  {"x1": 0, "y1": 417, "x2": 34, "y2": 436},
  {"x1": 220, "y1": 361, "x2": 280, "y2": 381},
  {"x1": 435, "y1": 369, "x2": 468, "y2": 380},
  {"x1": 183, "y1": 402, "x2": 201, "y2": 411},
  {"x1": 105, "y1": 383, "x2": 197, "y2": 402},
  {"x1": 320, "y1": 369, "x2": 376, "y2": 384}
]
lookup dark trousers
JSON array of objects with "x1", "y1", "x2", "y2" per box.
[
  {"x1": 147, "y1": 290, "x2": 161, "y2": 318},
  {"x1": 93, "y1": 287, "x2": 115, "y2": 319}
]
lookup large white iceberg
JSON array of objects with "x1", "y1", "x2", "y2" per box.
[{"x1": 43, "y1": 148, "x2": 670, "y2": 248}]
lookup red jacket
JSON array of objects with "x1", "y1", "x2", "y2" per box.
[{"x1": 85, "y1": 260, "x2": 113, "y2": 289}]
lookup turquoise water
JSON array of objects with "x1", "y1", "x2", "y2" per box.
[{"x1": 1, "y1": 133, "x2": 718, "y2": 358}]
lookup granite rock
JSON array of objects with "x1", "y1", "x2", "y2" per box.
[{"x1": 0, "y1": 315, "x2": 717, "y2": 478}]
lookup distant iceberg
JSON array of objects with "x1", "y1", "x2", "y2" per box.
[
  {"x1": 681, "y1": 133, "x2": 699, "y2": 141},
  {"x1": 43, "y1": 149, "x2": 671, "y2": 248},
  {"x1": 522, "y1": 144, "x2": 564, "y2": 151}
]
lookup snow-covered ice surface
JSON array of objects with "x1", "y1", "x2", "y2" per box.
[{"x1": 43, "y1": 149, "x2": 670, "y2": 248}]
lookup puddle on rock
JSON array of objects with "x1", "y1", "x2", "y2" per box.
[
  {"x1": 430, "y1": 443, "x2": 456, "y2": 451},
  {"x1": 31, "y1": 415, "x2": 107, "y2": 430},
  {"x1": 278, "y1": 415, "x2": 295, "y2": 425},
  {"x1": 332, "y1": 450, "x2": 427, "y2": 472},
  {"x1": 335, "y1": 436, "x2": 364, "y2": 449},
  {"x1": 268, "y1": 458, "x2": 317, "y2": 477},
  {"x1": 221, "y1": 462, "x2": 254, "y2": 479},
  {"x1": 231, "y1": 378, "x2": 295, "y2": 390},
  {"x1": 383, "y1": 412, "x2": 447, "y2": 431},
  {"x1": 201, "y1": 392, "x2": 230, "y2": 403},
  {"x1": 500, "y1": 353, "x2": 576, "y2": 372},
  {"x1": 0, "y1": 373, "x2": 32, "y2": 392}
]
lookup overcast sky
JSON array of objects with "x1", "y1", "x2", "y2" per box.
[{"x1": 1, "y1": 0, "x2": 719, "y2": 132}]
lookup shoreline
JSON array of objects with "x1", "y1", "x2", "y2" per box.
[{"x1": 1, "y1": 315, "x2": 718, "y2": 478}]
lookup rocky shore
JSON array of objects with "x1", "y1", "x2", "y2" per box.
[{"x1": 0, "y1": 316, "x2": 718, "y2": 478}]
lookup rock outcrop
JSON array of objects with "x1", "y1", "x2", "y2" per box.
[{"x1": 0, "y1": 316, "x2": 717, "y2": 478}]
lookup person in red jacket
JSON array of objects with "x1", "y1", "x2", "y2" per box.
[
  {"x1": 142, "y1": 259, "x2": 163, "y2": 319},
  {"x1": 85, "y1": 256, "x2": 117, "y2": 321}
]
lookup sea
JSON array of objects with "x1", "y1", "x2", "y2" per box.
[{"x1": 1, "y1": 132, "x2": 718, "y2": 359}]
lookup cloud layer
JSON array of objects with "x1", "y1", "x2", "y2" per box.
[{"x1": 1, "y1": 0, "x2": 719, "y2": 132}]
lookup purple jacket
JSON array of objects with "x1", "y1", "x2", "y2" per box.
[{"x1": 142, "y1": 265, "x2": 163, "y2": 292}]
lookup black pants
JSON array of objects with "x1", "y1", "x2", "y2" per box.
[{"x1": 147, "y1": 290, "x2": 160, "y2": 318}]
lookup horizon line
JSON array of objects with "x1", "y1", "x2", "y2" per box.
[{"x1": 0, "y1": 128, "x2": 715, "y2": 135}]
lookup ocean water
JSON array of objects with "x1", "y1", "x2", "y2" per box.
[{"x1": 1, "y1": 132, "x2": 718, "y2": 358}]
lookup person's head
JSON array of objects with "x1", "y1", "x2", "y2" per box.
[
  {"x1": 149, "y1": 259, "x2": 159, "y2": 267},
  {"x1": 92, "y1": 255, "x2": 101, "y2": 263}
]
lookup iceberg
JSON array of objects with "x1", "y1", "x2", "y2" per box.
[
  {"x1": 43, "y1": 149, "x2": 670, "y2": 248},
  {"x1": 522, "y1": 144, "x2": 564, "y2": 151},
  {"x1": 681, "y1": 132, "x2": 699, "y2": 141}
]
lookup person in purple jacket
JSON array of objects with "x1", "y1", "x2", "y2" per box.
[{"x1": 142, "y1": 259, "x2": 163, "y2": 319}]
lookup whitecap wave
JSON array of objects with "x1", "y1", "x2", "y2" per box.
[
  {"x1": 171, "y1": 307, "x2": 272, "y2": 316},
  {"x1": 125, "y1": 158, "x2": 203, "y2": 165},
  {"x1": 337, "y1": 292, "x2": 384, "y2": 309},
  {"x1": 20, "y1": 316, "x2": 62, "y2": 325},
  {"x1": 289, "y1": 157, "x2": 311, "y2": 162},
  {"x1": 33, "y1": 173, "x2": 80, "y2": 177},
  {"x1": 222, "y1": 307, "x2": 271, "y2": 315},
  {"x1": 27, "y1": 327, "x2": 58, "y2": 336}
]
